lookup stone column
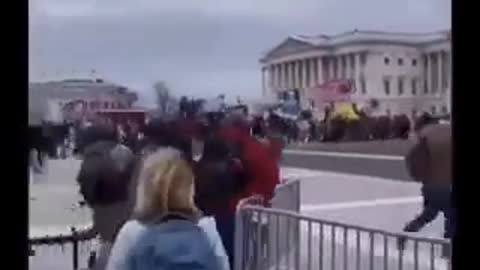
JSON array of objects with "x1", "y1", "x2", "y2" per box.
[
  {"x1": 266, "y1": 65, "x2": 271, "y2": 92},
  {"x1": 349, "y1": 54, "x2": 355, "y2": 80},
  {"x1": 288, "y1": 62, "x2": 294, "y2": 90},
  {"x1": 298, "y1": 60, "x2": 305, "y2": 102},
  {"x1": 279, "y1": 63, "x2": 284, "y2": 90},
  {"x1": 297, "y1": 61, "x2": 301, "y2": 90},
  {"x1": 283, "y1": 62, "x2": 287, "y2": 90},
  {"x1": 349, "y1": 54, "x2": 355, "y2": 94},
  {"x1": 297, "y1": 61, "x2": 302, "y2": 89},
  {"x1": 447, "y1": 51, "x2": 452, "y2": 112},
  {"x1": 277, "y1": 63, "x2": 282, "y2": 91},
  {"x1": 284, "y1": 62, "x2": 290, "y2": 90},
  {"x1": 330, "y1": 56, "x2": 337, "y2": 80},
  {"x1": 355, "y1": 53, "x2": 362, "y2": 94},
  {"x1": 309, "y1": 58, "x2": 317, "y2": 87},
  {"x1": 324, "y1": 58, "x2": 330, "y2": 82},
  {"x1": 270, "y1": 66, "x2": 276, "y2": 98},
  {"x1": 424, "y1": 53, "x2": 430, "y2": 94},
  {"x1": 328, "y1": 57, "x2": 332, "y2": 80},
  {"x1": 338, "y1": 56, "x2": 342, "y2": 79},
  {"x1": 439, "y1": 51, "x2": 444, "y2": 94},
  {"x1": 291, "y1": 61, "x2": 298, "y2": 89},
  {"x1": 267, "y1": 65, "x2": 274, "y2": 89},
  {"x1": 317, "y1": 57, "x2": 324, "y2": 85},
  {"x1": 290, "y1": 62, "x2": 294, "y2": 89},
  {"x1": 261, "y1": 67, "x2": 266, "y2": 97},
  {"x1": 266, "y1": 67, "x2": 271, "y2": 94},
  {"x1": 340, "y1": 55, "x2": 346, "y2": 79},
  {"x1": 284, "y1": 62, "x2": 289, "y2": 90},
  {"x1": 430, "y1": 53, "x2": 436, "y2": 94},
  {"x1": 276, "y1": 64, "x2": 282, "y2": 90},
  {"x1": 302, "y1": 59, "x2": 308, "y2": 89},
  {"x1": 276, "y1": 63, "x2": 281, "y2": 90},
  {"x1": 273, "y1": 65, "x2": 279, "y2": 90},
  {"x1": 274, "y1": 64, "x2": 281, "y2": 91},
  {"x1": 296, "y1": 60, "x2": 301, "y2": 90},
  {"x1": 448, "y1": 51, "x2": 452, "y2": 92}
]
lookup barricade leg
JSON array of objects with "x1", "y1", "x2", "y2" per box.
[
  {"x1": 234, "y1": 210, "x2": 244, "y2": 270},
  {"x1": 294, "y1": 218, "x2": 300, "y2": 270},
  {"x1": 71, "y1": 227, "x2": 79, "y2": 270}
]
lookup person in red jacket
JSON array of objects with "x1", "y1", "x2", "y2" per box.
[
  {"x1": 258, "y1": 135, "x2": 284, "y2": 163},
  {"x1": 214, "y1": 116, "x2": 280, "y2": 266}
]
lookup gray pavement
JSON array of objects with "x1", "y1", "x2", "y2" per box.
[
  {"x1": 282, "y1": 152, "x2": 410, "y2": 181},
  {"x1": 29, "y1": 158, "x2": 91, "y2": 236},
  {"x1": 293, "y1": 169, "x2": 443, "y2": 239},
  {"x1": 29, "y1": 158, "x2": 95, "y2": 270},
  {"x1": 287, "y1": 139, "x2": 413, "y2": 156}
]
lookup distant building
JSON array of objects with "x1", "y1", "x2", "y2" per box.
[
  {"x1": 29, "y1": 78, "x2": 138, "y2": 125},
  {"x1": 260, "y1": 29, "x2": 451, "y2": 119}
]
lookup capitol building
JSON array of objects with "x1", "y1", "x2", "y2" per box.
[{"x1": 260, "y1": 29, "x2": 451, "y2": 119}]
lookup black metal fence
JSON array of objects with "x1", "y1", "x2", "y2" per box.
[{"x1": 29, "y1": 226, "x2": 97, "y2": 270}]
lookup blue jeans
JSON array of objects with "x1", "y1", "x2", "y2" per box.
[{"x1": 214, "y1": 213, "x2": 235, "y2": 267}]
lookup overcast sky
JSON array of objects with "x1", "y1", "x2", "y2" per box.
[{"x1": 29, "y1": 0, "x2": 450, "y2": 106}]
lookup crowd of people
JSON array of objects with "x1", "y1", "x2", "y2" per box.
[
  {"x1": 29, "y1": 100, "x2": 454, "y2": 268},
  {"x1": 250, "y1": 104, "x2": 425, "y2": 145},
  {"x1": 74, "y1": 109, "x2": 281, "y2": 270}
]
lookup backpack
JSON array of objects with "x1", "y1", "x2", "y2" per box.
[
  {"x1": 405, "y1": 137, "x2": 430, "y2": 183},
  {"x1": 76, "y1": 141, "x2": 136, "y2": 206}
]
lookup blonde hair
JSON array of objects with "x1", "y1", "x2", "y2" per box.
[{"x1": 133, "y1": 148, "x2": 199, "y2": 223}]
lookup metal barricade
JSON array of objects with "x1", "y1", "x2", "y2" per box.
[
  {"x1": 271, "y1": 178, "x2": 301, "y2": 213},
  {"x1": 29, "y1": 226, "x2": 97, "y2": 270},
  {"x1": 235, "y1": 179, "x2": 302, "y2": 270},
  {"x1": 236, "y1": 194, "x2": 266, "y2": 270},
  {"x1": 235, "y1": 206, "x2": 451, "y2": 270}
]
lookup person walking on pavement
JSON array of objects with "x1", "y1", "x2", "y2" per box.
[{"x1": 398, "y1": 113, "x2": 454, "y2": 257}]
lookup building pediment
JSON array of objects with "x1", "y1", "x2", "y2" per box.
[
  {"x1": 261, "y1": 30, "x2": 451, "y2": 63},
  {"x1": 262, "y1": 38, "x2": 315, "y2": 62}
]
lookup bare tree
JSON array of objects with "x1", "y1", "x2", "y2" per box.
[{"x1": 153, "y1": 81, "x2": 172, "y2": 115}]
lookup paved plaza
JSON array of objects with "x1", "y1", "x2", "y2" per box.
[{"x1": 29, "y1": 158, "x2": 91, "y2": 237}]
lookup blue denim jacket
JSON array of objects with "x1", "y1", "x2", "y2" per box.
[{"x1": 106, "y1": 217, "x2": 230, "y2": 270}]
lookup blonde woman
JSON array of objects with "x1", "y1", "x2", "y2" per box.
[{"x1": 106, "y1": 148, "x2": 230, "y2": 270}]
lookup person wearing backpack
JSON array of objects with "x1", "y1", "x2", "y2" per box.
[
  {"x1": 76, "y1": 125, "x2": 137, "y2": 270},
  {"x1": 106, "y1": 148, "x2": 229, "y2": 270}
]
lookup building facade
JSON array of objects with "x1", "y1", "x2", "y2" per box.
[
  {"x1": 260, "y1": 30, "x2": 451, "y2": 119},
  {"x1": 29, "y1": 78, "x2": 138, "y2": 125}
]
